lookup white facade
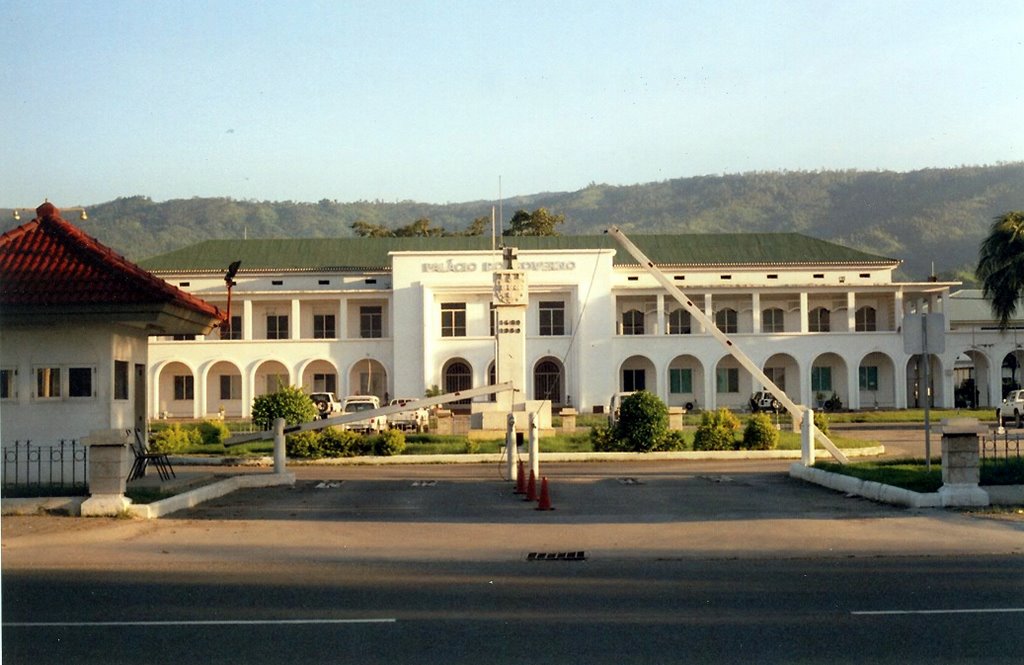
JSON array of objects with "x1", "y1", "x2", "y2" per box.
[{"x1": 145, "y1": 241, "x2": 1024, "y2": 421}]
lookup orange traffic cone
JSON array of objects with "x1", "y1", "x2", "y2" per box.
[
  {"x1": 524, "y1": 469, "x2": 537, "y2": 501},
  {"x1": 536, "y1": 477, "x2": 554, "y2": 511},
  {"x1": 514, "y1": 460, "x2": 526, "y2": 494}
]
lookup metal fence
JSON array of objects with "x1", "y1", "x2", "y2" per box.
[
  {"x1": 980, "y1": 431, "x2": 1023, "y2": 462},
  {"x1": 1, "y1": 440, "x2": 88, "y2": 492}
]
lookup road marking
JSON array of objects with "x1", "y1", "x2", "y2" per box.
[
  {"x1": 852, "y1": 608, "x2": 1024, "y2": 616},
  {"x1": 4, "y1": 618, "x2": 397, "y2": 627}
]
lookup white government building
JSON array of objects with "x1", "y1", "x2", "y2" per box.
[{"x1": 139, "y1": 233, "x2": 1023, "y2": 421}]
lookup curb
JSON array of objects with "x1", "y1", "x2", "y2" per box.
[
  {"x1": 126, "y1": 472, "x2": 296, "y2": 519},
  {"x1": 788, "y1": 463, "x2": 940, "y2": 508}
]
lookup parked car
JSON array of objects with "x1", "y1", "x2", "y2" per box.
[
  {"x1": 998, "y1": 389, "x2": 1024, "y2": 426},
  {"x1": 309, "y1": 392, "x2": 341, "y2": 419},
  {"x1": 607, "y1": 391, "x2": 636, "y2": 426},
  {"x1": 749, "y1": 391, "x2": 781, "y2": 413},
  {"x1": 388, "y1": 398, "x2": 429, "y2": 432},
  {"x1": 339, "y1": 395, "x2": 387, "y2": 433}
]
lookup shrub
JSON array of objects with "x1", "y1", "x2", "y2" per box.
[
  {"x1": 286, "y1": 431, "x2": 323, "y2": 459},
  {"x1": 693, "y1": 408, "x2": 740, "y2": 451},
  {"x1": 320, "y1": 427, "x2": 363, "y2": 457},
  {"x1": 614, "y1": 391, "x2": 669, "y2": 452},
  {"x1": 653, "y1": 429, "x2": 688, "y2": 451},
  {"x1": 251, "y1": 385, "x2": 318, "y2": 430},
  {"x1": 813, "y1": 411, "x2": 830, "y2": 435},
  {"x1": 374, "y1": 429, "x2": 406, "y2": 456},
  {"x1": 198, "y1": 419, "x2": 231, "y2": 446},
  {"x1": 742, "y1": 413, "x2": 779, "y2": 450},
  {"x1": 464, "y1": 439, "x2": 480, "y2": 454},
  {"x1": 150, "y1": 423, "x2": 202, "y2": 453},
  {"x1": 590, "y1": 424, "x2": 623, "y2": 452}
]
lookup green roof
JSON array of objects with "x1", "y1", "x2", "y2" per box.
[{"x1": 139, "y1": 233, "x2": 898, "y2": 273}]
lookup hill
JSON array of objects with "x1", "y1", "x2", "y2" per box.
[{"x1": 4, "y1": 163, "x2": 1021, "y2": 281}]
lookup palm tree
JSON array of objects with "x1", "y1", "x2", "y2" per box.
[{"x1": 977, "y1": 211, "x2": 1024, "y2": 329}]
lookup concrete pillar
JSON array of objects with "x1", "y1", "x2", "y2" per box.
[
  {"x1": 668, "y1": 406, "x2": 684, "y2": 431},
  {"x1": 751, "y1": 292, "x2": 761, "y2": 334},
  {"x1": 80, "y1": 429, "x2": 133, "y2": 517},
  {"x1": 434, "y1": 409, "x2": 453, "y2": 435},
  {"x1": 801, "y1": 408, "x2": 815, "y2": 466},
  {"x1": 505, "y1": 413, "x2": 517, "y2": 482},
  {"x1": 559, "y1": 407, "x2": 578, "y2": 432},
  {"x1": 273, "y1": 418, "x2": 286, "y2": 474},
  {"x1": 528, "y1": 411, "x2": 540, "y2": 482},
  {"x1": 938, "y1": 419, "x2": 989, "y2": 507}
]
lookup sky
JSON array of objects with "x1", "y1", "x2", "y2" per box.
[{"x1": 2, "y1": 0, "x2": 1021, "y2": 208}]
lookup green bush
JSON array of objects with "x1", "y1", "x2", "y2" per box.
[
  {"x1": 198, "y1": 419, "x2": 231, "y2": 445},
  {"x1": 286, "y1": 430, "x2": 322, "y2": 459},
  {"x1": 251, "y1": 385, "x2": 318, "y2": 430},
  {"x1": 653, "y1": 429, "x2": 688, "y2": 451},
  {"x1": 374, "y1": 429, "x2": 406, "y2": 456},
  {"x1": 320, "y1": 427, "x2": 363, "y2": 457},
  {"x1": 614, "y1": 391, "x2": 669, "y2": 452},
  {"x1": 150, "y1": 423, "x2": 202, "y2": 453},
  {"x1": 589, "y1": 424, "x2": 622, "y2": 452},
  {"x1": 693, "y1": 408, "x2": 740, "y2": 451},
  {"x1": 742, "y1": 413, "x2": 779, "y2": 450},
  {"x1": 814, "y1": 411, "x2": 830, "y2": 435},
  {"x1": 464, "y1": 439, "x2": 480, "y2": 454}
]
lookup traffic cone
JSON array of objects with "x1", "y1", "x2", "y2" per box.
[
  {"x1": 524, "y1": 469, "x2": 537, "y2": 501},
  {"x1": 536, "y1": 477, "x2": 554, "y2": 511},
  {"x1": 514, "y1": 460, "x2": 526, "y2": 494}
]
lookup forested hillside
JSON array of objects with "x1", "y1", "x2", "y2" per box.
[{"x1": 4, "y1": 163, "x2": 1021, "y2": 281}]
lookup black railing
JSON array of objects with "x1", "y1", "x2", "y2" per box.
[
  {"x1": 1, "y1": 440, "x2": 88, "y2": 493},
  {"x1": 980, "y1": 432, "x2": 1023, "y2": 461}
]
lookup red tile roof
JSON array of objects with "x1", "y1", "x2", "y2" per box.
[{"x1": 0, "y1": 202, "x2": 223, "y2": 322}]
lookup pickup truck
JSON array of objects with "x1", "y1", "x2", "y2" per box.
[
  {"x1": 339, "y1": 395, "x2": 387, "y2": 433},
  {"x1": 998, "y1": 389, "x2": 1024, "y2": 427},
  {"x1": 309, "y1": 392, "x2": 342, "y2": 419},
  {"x1": 388, "y1": 398, "x2": 429, "y2": 432}
]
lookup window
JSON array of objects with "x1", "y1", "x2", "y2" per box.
[
  {"x1": 622, "y1": 368, "x2": 646, "y2": 392},
  {"x1": 266, "y1": 374, "x2": 288, "y2": 393},
  {"x1": 716, "y1": 367, "x2": 739, "y2": 393},
  {"x1": 811, "y1": 366, "x2": 832, "y2": 393},
  {"x1": 36, "y1": 367, "x2": 61, "y2": 398},
  {"x1": 715, "y1": 308, "x2": 737, "y2": 334},
  {"x1": 855, "y1": 306, "x2": 877, "y2": 332},
  {"x1": 668, "y1": 309, "x2": 691, "y2": 334},
  {"x1": 312, "y1": 373, "x2": 337, "y2": 394},
  {"x1": 219, "y1": 374, "x2": 242, "y2": 400},
  {"x1": 173, "y1": 375, "x2": 194, "y2": 401},
  {"x1": 68, "y1": 366, "x2": 92, "y2": 398},
  {"x1": 172, "y1": 334, "x2": 196, "y2": 341},
  {"x1": 267, "y1": 315, "x2": 289, "y2": 340},
  {"x1": 539, "y1": 301, "x2": 565, "y2": 336},
  {"x1": 360, "y1": 306, "x2": 382, "y2": 338},
  {"x1": 114, "y1": 361, "x2": 129, "y2": 400},
  {"x1": 314, "y1": 314, "x2": 337, "y2": 339},
  {"x1": 222, "y1": 316, "x2": 242, "y2": 340},
  {"x1": 444, "y1": 361, "x2": 472, "y2": 404},
  {"x1": 1, "y1": 368, "x2": 16, "y2": 399},
  {"x1": 859, "y1": 366, "x2": 879, "y2": 391},
  {"x1": 763, "y1": 367, "x2": 786, "y2": 391},
  {"x1": 809, "y1": 308, "x2": 830, "y2": 332},
  {"x1": 534, "y1": 360, "x2": 562, "y2": 402},
  {"x1": 762, "y1": 308, "x2": 785, "y2": 333},
  {"x1": 441, "y1": 303, "x2": 466, "y2": 337},
  {"x1": 669, "y1": 368, "x2": 693, "y2": 393},
  {"x1": 622, "y1": 309, "x2": 644, "y2": 335},
  {"x1": 489, "y1": 304, "x2": 497, "y2": 336}
]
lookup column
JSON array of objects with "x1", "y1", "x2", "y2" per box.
[
  {"x1": 243, "y1": 299, "x2": 253, "y2": 340},
  {"x1": 290, "y1": 298, "x2": 301, "y2": 340},
  {"x1": 751, "y1": 292, "x2": 761, "y2": 334},
  {"x1": 656, "y1": 294, "x2": 665, "y2": 335},
  {"x1": 799, "y1": 292, "x2": 809, "y2": 333},
  {"x1": 702, "y1": 293, "x2": 713, "y2": 334},
  {"x1": 846, "y1": 292, "x2": 856, "y2": 333}
]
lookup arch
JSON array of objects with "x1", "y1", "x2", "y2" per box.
[
  {"x1": 857, "y1": 352, "x2": 896, "y2": 409},
  {"x1": 252, "y1": 359, "x2": 291, "y2": 397},
  {"x1": 203, "y1": 359, "x2": 244, "y2": 418},
  {"x1": 953, "y1": 349, "x2": 992, "y2": 408},
  {"x1": 809, "y1": 307, "x2": 831, "y2": 333},
  {"x1": 759, "y1": 353, "x2": 800, "y2": 406},
  {"x1": 715, "y1": 307, "x2": 737, "y2": 334},
  {"x1": 855, "y1": 306, "x2": 877, "y2": 332},
  {"x1": 299, "y1": 358, "x2": 340, "y2": 395},
  {"x1": 618, "y1": 355, "x2": 655, "y2": 394},
  {"x1": 622, "y1": 309, "x2": 645, "y2": 335},
  {"x1": 905, "y1": 354, "x2": 945, "y2": 408},
  {"x1": 155, "y1": 360, "x2": 198, "y2": 419},
  {"x1": 761, "y1": 307, "x2": 785, "y2": 334},
  {"x1": 666, "y1": 354, "x2": 704, "y2": 411},
  {"x1": 811, "y1": 352, "x2": 848, "y2": 409},
  {"x1": 667, "y1": 308, "x2": 692, "y2": 334},
  {"x1": 346, "y1": 357, "x2": 388, "y2": 401},
  {"x1": 487, "y1": 361, "x2": 496, "y2": 402},
  {"x1": 1002, "y1": 350, "x2": 1024, "y2": 399},
  {"x1": 442, "y1": 358, "x2": 473, "y2": 406},
  {"x1": 713, "y1": 354, "x2": 748, "y2": 410},
  {"x1": 533, "y1": 356, "x2": 564, "y2": 406}
]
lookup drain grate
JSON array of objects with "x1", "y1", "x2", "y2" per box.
[
  {"x1": 411, "y1": 480, "x2": 437, "y2": 487},
  {"x1": 527, "y1": 551, "x2": 586, "y2": 561}
]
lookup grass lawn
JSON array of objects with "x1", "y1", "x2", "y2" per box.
[{"x1": 814, "y1": 457, "x2": 1024, "y2": 493}]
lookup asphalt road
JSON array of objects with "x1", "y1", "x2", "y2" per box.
[
  {"x1": 4, "y1": 556, "x2": 1024, "y2": 664},
  {"x1": 4, "y1": 456, "x2": 1023, "y2": 663}
]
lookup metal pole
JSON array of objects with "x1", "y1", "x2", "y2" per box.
[
  {"x1": 528, "y1": 411, "x2": 540, "y2": 482},
  {"x1": 923, "y1": 314, "x2": 931, "y2": 471},
  {"x1": 505, "y1": 413, "x2": 517, "y2": 481}
]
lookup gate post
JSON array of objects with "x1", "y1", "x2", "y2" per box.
[
  {"x1": 80, "y1": 429, "x2": 133, "y2": 517},
  {"x1": 938, "y1": 418, "x2": 989, "y2": 507},
  {"x1": 505, "y1": 413, "x2": 517, "y2": 482}
]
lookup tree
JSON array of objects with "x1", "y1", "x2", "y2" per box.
[
  {"x1": 613, "y1": 391, "x2": 669, "y2": 452},
  {"x1": 977, "y1": 211, "x2": 1024, "y2": 329},
  {"x1": 503, "y1": 207, "x2": 565, "y2": 236},
  {"x1": 351, "y1": 220, "x2": 393, "y2": 237},
  {"x1": 461, "y1": 216, "x2": 489, "y2": 236},
  {"x1": 251, "y1": 384, "x2": 318, "y2": 430},
  {"x1": 395, "y1": 217, "x2": 443, "y2": 237}
]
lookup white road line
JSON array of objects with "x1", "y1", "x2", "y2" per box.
[
  {"x1": 4, "y1": 618, "x2": 397, "y2": 627},
  {"x1": 852, "y1": 608, "x2": 1024, "y2": 616}
]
